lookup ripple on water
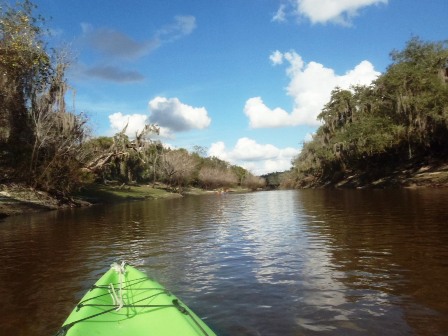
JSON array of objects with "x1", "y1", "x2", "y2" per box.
[{"x1": 0, "y1": 189, "x2": 448, "y2": 335}]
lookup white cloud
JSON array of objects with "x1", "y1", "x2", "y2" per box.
[
  {"x1": 244, "y1": 50, "x2": 380, "y2": 128},
  {"x1": 109, "y1": 112, "x2": 149, "y2": 137},
  {"x1": 297, "y1": 0, "x2": 387, "y2": 25},
  {"x1": 208, "y1": 141, "x2": 229, "y2": 161},
  {"x1": 208, "y1": 138, "x2": 300, "y2": 175},
  {"x1": 272, "y1": 4, "x2": 287, "y2": 23},
  {"x1": 232, "y1": 138, "x2": 279, "y2": 161},
  {"x1": 269, "y1": 50, "x2": 284, "y2": 65},
  {"x1": 155, "y1": 15, "x2": 196, "y2": 43},
  {"x1": 304, "y1": 132, "x2": 314, "y2": 142},
  {"x1": 244, "y1": 97, "x2": 294, "y2": 128},
  {"x1": 157, "y1": 126, "x2": 174, "y2": 139},
  {"x1": 148, "y1": 96, "x2": 211, "y2": 132},
  {"x1": 106, "y1": 96, "x2": 209, "y2": 139},
  {"x1": 274, "y1": 0, "x2": 388, "y2": 25}
]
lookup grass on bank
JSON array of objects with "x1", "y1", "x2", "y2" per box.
[
  {"x1": 75, "y1": 183, "x2": 254, "y2": 203},
  {"x1": 0, "y1": 182, "x2": 255, "y2": 218},
  {"x1": 75, "y1": 184, "x2": 182, "y2": 204}
]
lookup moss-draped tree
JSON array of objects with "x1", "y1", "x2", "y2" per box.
[
  {"x1": 0, "y1": 0, "x2": 88, "y2": 195},
  {"x1": 285, "y1": 38, "x2": 448, "y2": 188}
]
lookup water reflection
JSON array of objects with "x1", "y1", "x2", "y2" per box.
[
  {"x1": 298, "y1": 189, "x2": 448, "y2": 335},
  {"x1": 0, "y1": 190, "x2": 447, "y2": 335}
]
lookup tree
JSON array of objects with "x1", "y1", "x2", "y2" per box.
[
  {"x1": 192, "y1": 145, "x2": 207, "y2": 158},
  {"x1": 198, "y1": 166, "x2": 237, "y2": 190},
  {"x1": 83, "y1": 124, "x2": 160, "y2": 183},
  {"x1": 0, "y1": 1, "x2": 90, "y2": 195},
  {"x1": 318, "y1": 87, "x2": 354, "y2": 139},
  {"x1": 376, "y1": 37, "x2": 448, "y2": 158},
  {"x1": 28, "y1": 51, "x2": 90, "y2": 193},
  {"x1": 241, "y1": 173, "x2": 266, "y2": 190},
  {"x1": 262, "y1": 172, "x2": 282, "y2": 189},
  {"x1": 231, "y1": 165, "x2": 247, "y2": 186},
  {"x1": 0, "y1": 0, "x2": 50, "y2": 169},
  {"x1": 161, "y1": 149, "x2": 198, "y2": 188}
]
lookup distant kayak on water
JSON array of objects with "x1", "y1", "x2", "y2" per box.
[{"x1": 55, "y1": 262, "x2": 217, "y2": 336}]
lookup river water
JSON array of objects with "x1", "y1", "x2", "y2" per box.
[{"x1": 1, "y1": 189, "x2": 448, "y2": 335}]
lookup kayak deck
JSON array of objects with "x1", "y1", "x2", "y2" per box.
[{"x1": 56, "y1": 263, "x2": 216, "y2": 336}]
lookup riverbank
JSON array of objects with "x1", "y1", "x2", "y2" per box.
[
  {"x1": 75, "y1": 183, "x2": 185, "y2": 204},
  {"x1": 5, "y1": 162, "x2": 446, "y2": 218},
  {"x1": 298, "y1": 161, "x2": 448, "y2": 189},
  {"x1": 0, "y1": 183, "x2": 183, "y2": 218},
  {"x1": 0, "y1": 184, "x2": 61, "y2": 218},
  {"x1": 0, "y1": 183, "x2": 249, "y2": 218}
]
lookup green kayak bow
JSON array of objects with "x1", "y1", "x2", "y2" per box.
[{"x1": 56, "y1": 262, "x2": 217, "y2": 336}]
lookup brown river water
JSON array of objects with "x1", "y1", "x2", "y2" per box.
[{"x1": 0, "y1": 189, "x2": 448, "y2": 335}]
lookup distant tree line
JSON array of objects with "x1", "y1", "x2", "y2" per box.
[
  {"x1": 261, "y1": 172, "x2": 282, "y2": 189},
  {"x1": 83, "y1": 131, "x2": 265, "y2": 192},
  {"x1": 0, "y1": 1, "x2": 265, "y2": 196},
  {"x1": 281, "y1": 37, "x2": 448, "y2": 188}
]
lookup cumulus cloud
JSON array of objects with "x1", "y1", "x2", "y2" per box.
[
  {"x1": 297, "y1": 0, "x2": 387, "y2": 25},
  {"x1": 109, "y1": 112, "x2": 149, "y2": 137},
  {"x1": 106, "y1": 96, "x2": 209, "y2": 139},
  {"x1": 148, "y1": 97, "x2": 211, "y2": 132},
  {"x1": 244, "y1": 97, "x2": 294, "y2": 128},
  {"x1": 244, "y1": 50, "x2": 380, "y2": 128},
  {"x1": 208, "y1": 138, "x2": 300, "y2": 175},
  {"x1": 273, "y1": 0, "x2": 388, "y2": 25}
]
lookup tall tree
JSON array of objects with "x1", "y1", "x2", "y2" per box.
[
  {"x1": 161, "y1": 149, "x2": 198, "y2": 188},
  {"x1": 0, "y1": 1, "x2": 90, "y2": 195},
  {"x1": 0, "y1": 0, "x2": 50, "y2": 169},
  {"x1": 376, "y1": 37, "x2": 448, "y2": 157}
]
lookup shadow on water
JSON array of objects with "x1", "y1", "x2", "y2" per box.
[{"x1": 0, "y1": 189, "x2": 447, "y2": 335}]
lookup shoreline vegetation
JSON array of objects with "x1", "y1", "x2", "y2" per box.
[
  {"x1": 2, "y1": 164, "x2": 448, "y2": 218},
  {"x1": 0, "y1": 183, "x2": 254, "y2": 218}
]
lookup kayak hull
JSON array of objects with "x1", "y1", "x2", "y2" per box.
[{"x1": 56, "y1": 263, "x2": 216, "y2": 336}]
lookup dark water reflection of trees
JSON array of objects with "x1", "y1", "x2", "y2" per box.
[{"x1": 298, "y1": 189, "x2": 448, "y2": 335}]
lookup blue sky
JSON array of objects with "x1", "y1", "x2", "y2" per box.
[{"x1": 32, "y1": 0, "x2": 447, "y2": 174}]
